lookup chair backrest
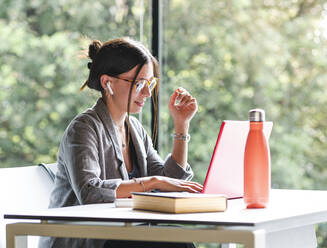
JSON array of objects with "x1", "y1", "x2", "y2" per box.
[
  {"x1": 38, "y1": 162, "x2": 58, "y2": 183},
  {"x1": 0, "y1": 164, "x2": 57, "y2": 211},
  {"x1": 0, "y1": 163, "x2": 58, "y2": 248}
]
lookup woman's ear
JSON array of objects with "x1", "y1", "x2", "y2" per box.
[{"x1": 100, "y1": 75, "x2": 113, "y2": 95}]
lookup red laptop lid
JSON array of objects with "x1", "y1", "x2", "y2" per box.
[{"x1": 202, "y1": 120, "x2": 273, "y2": 199}]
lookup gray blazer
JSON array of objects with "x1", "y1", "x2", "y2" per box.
[{"x1": 40, "y1": 98, "x2": 193, "y2": 248}]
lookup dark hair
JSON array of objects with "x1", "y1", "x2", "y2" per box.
[
  {"x1": 80, "y1": 37, "x2": 160, "y2": 144},
  {"x1": 81, "y1": 37, "x2": 159, "y2": 92}
]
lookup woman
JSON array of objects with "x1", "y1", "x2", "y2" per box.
[{"x1": 40, "y1": 37, "x2": 201, "y2": 248}]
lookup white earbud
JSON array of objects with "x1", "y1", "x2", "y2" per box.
[{"x1": 106, "y1": 81, "x2": 114, "y2": 95}]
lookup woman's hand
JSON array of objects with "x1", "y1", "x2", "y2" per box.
[
  {"x1": 168, "y1": 87, "x2": 198, "y2": 128},
  {"x1": 151, "y1": 176, "x2": 203, "y2": 193},
  {"x1": 116, "y1": 176, "x2": 203, "y2": 198}
]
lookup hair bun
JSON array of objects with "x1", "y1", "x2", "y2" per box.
[{"x1": 88, "y1": 40, "x2": 102, "y2": 60}]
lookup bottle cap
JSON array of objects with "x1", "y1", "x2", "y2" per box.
[{"x1": 248, "y1": 109, "x2": 265, "y2": 122}]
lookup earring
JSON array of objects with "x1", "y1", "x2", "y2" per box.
[{"x1": 106, "y1": 82, "x2": 114, "y2": 95}]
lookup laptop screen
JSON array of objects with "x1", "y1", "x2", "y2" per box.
[{"x1": 202, "y1": 120, "x2": 273, "y2": 199}]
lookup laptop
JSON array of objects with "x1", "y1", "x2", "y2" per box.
[{"x1": 202, "y1": 120, "x2": 273, "y2": 199}]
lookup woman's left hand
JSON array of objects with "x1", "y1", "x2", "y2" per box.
[{"x1": 168, "y1": 87, "x2": 198, "y2": 127}]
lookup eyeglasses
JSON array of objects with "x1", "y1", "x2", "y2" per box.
[{"x1": 114, "y1": 76, "x2": 158, "y2": 93}]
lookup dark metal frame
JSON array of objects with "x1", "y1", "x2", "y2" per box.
[{"x1": 151, "y1": 0, "x2": 161, "y2": 151}]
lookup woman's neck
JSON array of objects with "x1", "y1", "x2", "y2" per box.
[{"x1": 104, "y1": 97, "x2": 127, "y2": 129}]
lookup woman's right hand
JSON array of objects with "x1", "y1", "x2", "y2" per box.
[{"x1": 148, "y1": 176, "x2": 203, "y2": 193}]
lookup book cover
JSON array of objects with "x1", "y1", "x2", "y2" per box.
[{"x1": 132, "y1": 192, "x2": 227, "y2": 214}]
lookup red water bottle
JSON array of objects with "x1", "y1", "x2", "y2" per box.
[{"x1": 244, "y1": 109, "x2": 270, "y2": 208}]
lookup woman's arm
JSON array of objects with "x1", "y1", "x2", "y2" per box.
[
  {"x1": 129, "y1": 116, "x2": 193, "y2": 180},
  {"x1": 171, "y1": 121, "x2": 189, "y2": 169},
  {"x1": 168, "y1": 87, "x2": 198, "y2": 168}
]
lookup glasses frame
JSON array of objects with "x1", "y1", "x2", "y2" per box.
[{"x1": 113, "y1": 76, "x2": 158, "y2": 93}]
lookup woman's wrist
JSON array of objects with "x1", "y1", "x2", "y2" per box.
[
  {"x1": 174, "y1": 121, "x2": 189, "y2": 134},
  {"x1": 133, "y1": 178, "x2": 146, "y2": 192},
  {"x1": 172, "y1": 133, "x2": 191, "y2": 142},
  {"x1": 141, "y1": 176, "x2": 158, "y2": 192}
]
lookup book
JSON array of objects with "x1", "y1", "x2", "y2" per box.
[{"x1": 131, "y1": 192, "x2": 227, "y2": 214}]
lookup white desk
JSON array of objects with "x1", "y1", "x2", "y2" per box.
[{"x1": 5, "y1": 189, "x2": 327, "y2": 248}]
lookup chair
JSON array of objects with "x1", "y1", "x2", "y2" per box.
[{"x1": 0, "y1": 163, "x2": 58, "y2": 248}]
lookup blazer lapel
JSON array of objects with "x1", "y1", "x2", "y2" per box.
[{"x1": 93, "y1": 98, "x2": 129, "y2": 180}]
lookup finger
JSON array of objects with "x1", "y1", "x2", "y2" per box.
[
  {"x1": 180, "y1": 185, "x2": 202, "y2": 193},
  {"x1": 192, "y1": 184, "x2": 203, "y2": 192},
  {"x1": 175, "y1": 92, "x2": 189, "y2": 106},
  {"x1": 175, "y1": 179, "x2": 203, "y2": 190},
  {"x1": 177, "y1": 94, "x2": 192, "y2": 106},
  {"x1": 166, "y1": 184, "x2": 195, "y2": 193},
  {"x1": 182, "y1": 181, "x2": 203, "y2": 191},
  {"x1": 187, "y1": 181, "x2": 203, "y2": 188},
  {"x1": 169, "y1": 89, "x2": 182, "y2": 106},
  {"x1": 184, "y1": 99, "x2": 198, "y2": 110},
  {"x1": 171, "y1": 178, "x2": 202, "y2": 187},
  {"x1": 169, "y1": 91, "x2": 178, "y2": 106},
  {"x1": 163, "y1": 178, "x2": 203, "y2": 192},
  {"x1": 176, "y1": 87, "x2": 187, "y2": 94},
  {"x1": 181, "y1": 97, "x2": 196, "y2": 107}
]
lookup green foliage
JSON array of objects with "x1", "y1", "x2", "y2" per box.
[
  {"x1": 158, "y1": 0, "x2": 327, "y2": 192},
  {"x1": 157, "y1": 1, "x2": 327, "y2": 246},
  {"x1": 0, "y1": 0, "x2": 149, "y2": 166}
]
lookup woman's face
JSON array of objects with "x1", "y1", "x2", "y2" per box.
[{"x1": 110, "y1": 62, "x2": 154, "y2": 114}]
